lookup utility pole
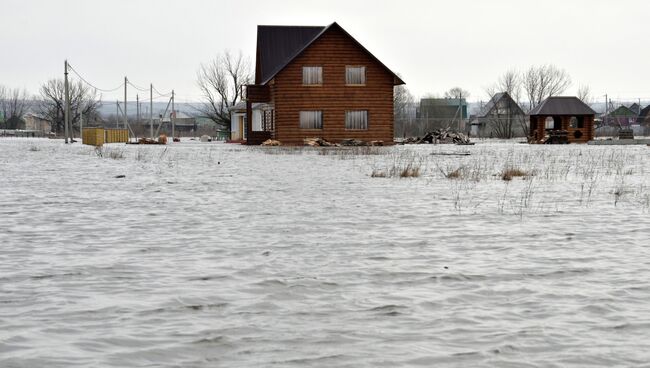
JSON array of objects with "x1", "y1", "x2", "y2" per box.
[
  {"x1": 124, "y1": 77, "x2": 128, "y2": 131},
  {"x1": 605, "y1": 94, "x2": 608, "y2": 127},
  {"x1": 171, "y1": 89, "x2": 175, "y2": 140},
  {"x1": 116, "y1": 101, "x2": 120, "y2": 128},
  {"x1": 64, "y1": 60, "x2": 70, "y2": 144},
  {"x1": 136, "y1": 94, "x2": 140, "y2": 125},
  {"x1": 80, "y1": 103, "x2": 83, "y2": 142},
  {"x1": 459, "y1": 91, "x2": 463, "y2": 132},
  {"x1": 150, "y1": 84, "x2": 153, "y2": 139}
]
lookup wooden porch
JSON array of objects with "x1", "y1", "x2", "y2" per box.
[{"x1": 244, "y1": 84, "x2": 275, "y2": 145}]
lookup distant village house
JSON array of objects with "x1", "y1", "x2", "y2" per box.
[
  {"x1": 471, "y1": 92, "x2": 526, "y2": 138},
  {"x1": 416, "y1": 98, "x2": 468, "y2": 132}
]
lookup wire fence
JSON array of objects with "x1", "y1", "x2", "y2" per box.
[{"x1": 394, "y1": 117, "x2": 650, "y2": 139}]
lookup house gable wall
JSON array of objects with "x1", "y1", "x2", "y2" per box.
[{"x1": 270, "y1": 26, "x2": 395, "y2": 145}]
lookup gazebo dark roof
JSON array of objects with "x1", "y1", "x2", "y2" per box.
[
  {"x1": 529, "y1": 96, "x2": 596, "y2": 116},
  {"x1": 255, "y1": 22, "x2": 405, "y2": 85}
]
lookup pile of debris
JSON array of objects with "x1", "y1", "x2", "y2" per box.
[
  {"x1": 532, "y1": 130, "x2": 568, "y2": 144},
  {"x1": 618, "y1": 128, "x2": 634, "y2": 140},
  {"x1": 304, "y1": 137, "x2": 336, "y2": 147},
  {"x1": 261, "y1": 139, "x2": 282, "y2": 146},
  {"x1": 303, "y1": 137, "x2": 384, "y2": 147},
  {"x1": 134, "y1": 134, "x2": 167, "y2": 145},
  {"x1": 404, "y1": 129, "x2": 471, "y2": 145}
]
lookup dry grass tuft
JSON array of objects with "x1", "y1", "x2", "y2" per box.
[
  {"x1": 370, "y1": 151, "x2": 424, "y2": 179},
  {"x1": 400, "y1": 165, "x2": 421, "y2": 178},
  {"x1": 501, "y1": 168, "x2": 529, "y2": 181},
  {"x1": 371, "y1": 169, "x2": 387, "y2": 178},
  {"x1": 95, "y1": 147, "x2": 125, "y2": 160},
  {"x1": 446, "y1": 168, "x2": 463, "y2": 179}
]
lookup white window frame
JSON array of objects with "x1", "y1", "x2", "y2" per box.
[
  {"x1": 345, "y1": 110, "x2": 368, "y2": 130},
  {"x1": 345, "y1": 66, "x2": 366, "y2": 85},
  {"x1": 299, "y1": 111, "x2": 323, "y2": 129},
  {"x1": 302, "y1": 66, "x2": 323, "y2": 85}
]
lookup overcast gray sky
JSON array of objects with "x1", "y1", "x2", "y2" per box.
[{"x1": 2, "y1": 0, "x2": 649, "y2": 104}]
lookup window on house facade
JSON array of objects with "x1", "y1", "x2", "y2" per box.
[
  {"x1": 345, "y1": 110, "x2": 368, "y2": 130},
  {"x1": 299, "y1": 111, "x2": 323, "y2": 129},
  {"x1": 302, "y1": 66, "x2": 323, "y2": 85},
  {"x1": 345, "y1": 66, "x2": 366, "y2": 85}
]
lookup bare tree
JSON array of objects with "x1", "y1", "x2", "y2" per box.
[
  {"x1": 394, "y1": 85, "x2": 414, "y2": 120},
  {"x1": 0, "y1": 86, "x2": 6, "y2": 128},
  {"x1": 196, "y1": 51, "x2": 251, "y2": 131},
  {"x1": 522, "y1": 64, "x2": 571, "y2": 111},
  {"x1": 39, "y1": 79, "x2": 102, "y2": 135},
  {"x1": 486, "y1": 69, "x2": 521, "y2": 104},
  {"x1": 484, "y1": 70, "x2": 527, "y2": 137},
  {"x1": 394, "y1": 84, "x2": 415, "y2": 137},
  {"x1": 0, "y1": 86, "x2": 31, "y2": 129},
  {"x1": 576, "y1": 84, "x2": 593, "y2": 105},
  {"x1": 444, "y1": 87, "x2": 470, "y2": 99},
  {"x1": 483, "y1": 96, "x2": 526, "y2": 139}
]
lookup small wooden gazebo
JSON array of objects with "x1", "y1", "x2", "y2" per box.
[{"x1": 529, "y1": 96, "x2": 596, "y2": 143}]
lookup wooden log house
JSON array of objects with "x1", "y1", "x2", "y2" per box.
[
  {"x1": 529, "y1": 96, "x2": 596, "y2": 143},
  {"x1": 243, "y1": 22, "x2": 405, "y2": 145}
]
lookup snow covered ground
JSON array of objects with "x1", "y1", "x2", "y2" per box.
[{"x1": 1, "y1": 138, "x2": 649, "y2": 367}]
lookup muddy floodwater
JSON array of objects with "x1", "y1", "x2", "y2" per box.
[{"x1": 1, "y1": 138, "x2": 649, "y2": 367}]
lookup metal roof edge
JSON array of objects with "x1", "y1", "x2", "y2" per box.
[{"x1": 260, "y1": 22, "x2": 405, "y2": 86}]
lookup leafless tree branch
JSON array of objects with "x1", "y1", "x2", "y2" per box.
[
  {"x1": 196, "y1": 51, "x2": 251, "y2": 131},
  {"x1": 39, "y1": 79, "x2": 102, "y2": 135}
]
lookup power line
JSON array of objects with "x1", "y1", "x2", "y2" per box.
[
  {"x1": 152, "y1": 85, "x2": 172, "y2": 97},
  {"x1": 67, "y1": 63, "x2": 124, "y2": 92},
  {"x1": 126, "y1": 80, "x2": 149, "y2": 92}
]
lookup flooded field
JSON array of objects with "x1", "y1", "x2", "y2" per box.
[{"x1": 1, "y1": 138, "x2": 649, "y2": 367}]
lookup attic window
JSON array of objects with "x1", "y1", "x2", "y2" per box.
[
  {"x1": 346, "y1": 66, "x2": 366, "y2": 85},
  {"x1": 302, "y1": 66, "x2": 322, "y2": 85}
]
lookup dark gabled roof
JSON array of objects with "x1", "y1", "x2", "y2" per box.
[
  {"x1": 638, "y1": 105, "x2": 650, "y2": 124},
  {"x1": 529, "y1": 96, "x2": 596, "y2": 116},
  {"x1": 479, "y1": 92, "x2": 505, "y2": 116},
  {"x1": 418, "y1": 98, "x2": 468, "y2": 119},
  {"x1": 420, "y1": 98, "x2": 466, "y2": 107},
  {"x1": 256, "y1": 25, "x2": 324, "y2": 85},
  {"x1": 608, "y1": 105, "x2": 637, "y2": 117},
  {"x1": 478, "y1": 92, "x2": 525, "y2": 118},
  {"x1": 255, "y1": 22, "x2": 405, "y2": 86}
]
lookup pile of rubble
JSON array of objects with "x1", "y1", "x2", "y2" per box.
[
  {"x1": 303, "y1": 137, "x2": 384, "y2": 147},
  {"x1": 262, "y1": 137, "x2": 386, "y2": 147},
  {"x1": 529, "y1": 130, "x2": 569, "y2": 144},
  {"x1": 135, "y1": 134, "x2": 167, "y2": 145},
  {"x1": 261, "y1": 139, "x2": 282, "y2": 146},
  {"x1": 304, "y1": 137, "x2": 336, "y2": 147},
  {"x1": 403, "y1": 129, "x2": 471, "y2": 145}
]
